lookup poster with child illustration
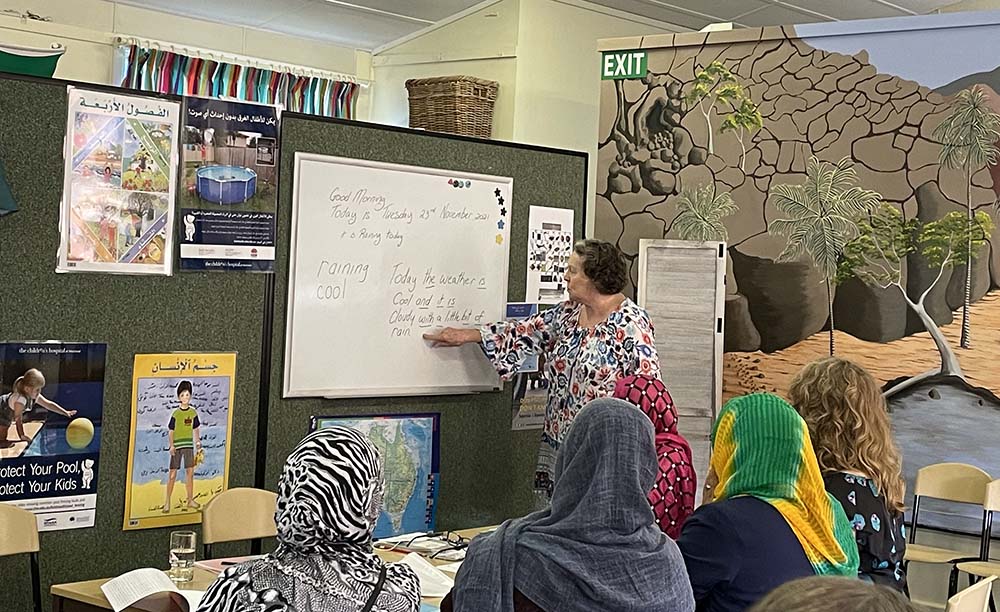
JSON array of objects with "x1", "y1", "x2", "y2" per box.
[
  {"x1": 0, "y1": 341, "x2": 106, "y2": 531},
  {"x1": 123, "y1": 352, "x2": 236, "y2": 530},
  {"x1": 58, "y1": 87, "x2": 179, "y2": 275}
]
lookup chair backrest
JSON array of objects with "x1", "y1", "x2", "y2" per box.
[
  {"x1": 946, "y1": 576, "x2": 996, "y2": 612},
  {"x1": 0, "y1": 503, "x2": 39, "y2": 556},
  {"x1": 915, "y1": 463, "x2": 992, "y2": 505},
  {"x1": 202, "y1": 487, "x2": 278, "y2": 545}
]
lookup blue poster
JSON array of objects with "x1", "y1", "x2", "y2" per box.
[
  {"x1": 0, "y1": 342, "x2": 106, "y2": 531},
  {"x1": 179, "y1": 97, "x2": 280, "y2": 272}
]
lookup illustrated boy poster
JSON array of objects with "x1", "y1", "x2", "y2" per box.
[
  {"x1": 123, "y1": 352, "x2": 236, "y2": 530},
  {"x1": 58, "y1": 87, "x2": 180, "y2": 275},
  {"x1": 179, "y1": 97, "x2": 280, "y2": 272},
  {"x1": 0, "y1": 342, "x2": 106, "y2": 531},
  {"x1": 526, "y1": 206, "x2": 574, "y2": 304}
]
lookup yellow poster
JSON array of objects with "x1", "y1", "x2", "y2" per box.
[{"x1": 123, "y1": 352, "x2": 236, "y2": 530}]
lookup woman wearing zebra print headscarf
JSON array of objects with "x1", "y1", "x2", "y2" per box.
[{"x1": 196, "y1": 427, "x2": 421, "y2": 612}]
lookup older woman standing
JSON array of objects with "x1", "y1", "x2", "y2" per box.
[{"x1": 424, "y1": 239, "x2": 659, "y2": 494}]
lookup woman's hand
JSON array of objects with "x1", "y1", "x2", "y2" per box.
[
  {"x1": 65, "y1": 409, "x2": 77, "y2": 417},
  {"x1": 422, "y1": 327, "x2": 482, "y2": 347}
]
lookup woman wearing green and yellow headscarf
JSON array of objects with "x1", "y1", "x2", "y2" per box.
[{"x1": 677, "y1": 393, "x2": 859, "y2": 612}]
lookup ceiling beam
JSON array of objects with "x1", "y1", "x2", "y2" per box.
[{"x1": 318, "y1": 0, "x2": 435, "y2": 25}]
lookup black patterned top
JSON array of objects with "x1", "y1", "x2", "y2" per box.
[{"x1": 824, "y1": 472, "x2": 908, "y2": 594}]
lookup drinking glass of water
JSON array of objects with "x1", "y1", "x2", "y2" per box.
[{"x1": 168, "y1": 530, "x2": 197, "y2": 583}]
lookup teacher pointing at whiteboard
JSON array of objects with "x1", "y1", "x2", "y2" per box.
[{"x1": 423, "y1": 239, "x2": 661, "y2": 496}]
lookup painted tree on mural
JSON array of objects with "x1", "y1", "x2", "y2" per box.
[
  {"x1": 839, "y1": 204, "x2": 993, "y2": 395},
  {"x1": 684, "y1": 61, "x2": 740, "y2": 156},
  {"x1": 720, "y1": 97, "x2": 763, "y2": 172},
  {"x1": 673, "y1": 183, "x2": 737, "y2": 242},
  {"x1": 769, "y1": 156, "x2": 881, "y2": 356},
  {"x1": 933, "y1": 85, "x2": 1000, "y2": 350}
]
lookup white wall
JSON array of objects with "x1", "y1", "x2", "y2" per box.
[
  {"x1": 512, "y1": 0, "x2": 676, "y2": 236},
  {"x1": 0, "y1": 0, "x2": 372, "y2": 118},
  {"x1": 371, "y1": 0, "x2": 519, "y2": 139}
]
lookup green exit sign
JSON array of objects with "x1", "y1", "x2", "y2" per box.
[{"x1": 601, "y1": 50, "x2": 647, "y2": 80}]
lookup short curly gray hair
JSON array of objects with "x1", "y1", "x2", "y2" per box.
[{"x1": 572, "y1": 239, "x2": 627, "y2": 295}]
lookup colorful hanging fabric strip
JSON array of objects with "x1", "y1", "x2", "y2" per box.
[{"x1": 118, "y1": 44, "x2": 358, "y2": 118}]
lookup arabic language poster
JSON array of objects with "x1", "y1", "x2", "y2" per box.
[
  {"x1": 179, "y1": 97, "x2": 280, "y2": 272},
  {"x1": 123, "y1": 352, "x2": 236, "y2": 530},
  {"x1": 0, "y1": 341, "x2": 106, "y2": 531},
  {"x1": 58, "y1": 87, "x2": 180, "y2": 275}
]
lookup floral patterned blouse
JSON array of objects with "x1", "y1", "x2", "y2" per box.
[{"x1": 480, "y1": 299, "x2": 660, "y2": 481}]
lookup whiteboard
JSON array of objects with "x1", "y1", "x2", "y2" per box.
[
  {"x1": 638, "y1": 239, "x2": 726, "y2": 506},
  {"x1": 284, "y1": 153, "x2": 512, "y2": 398}
]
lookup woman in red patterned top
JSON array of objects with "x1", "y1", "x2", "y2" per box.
[
  {"x1": 614, "y1": 374, "x2": 695, "y2": 538},
  {"x1": 424, "y1": 239, "x2": 660, "y2": 496}
]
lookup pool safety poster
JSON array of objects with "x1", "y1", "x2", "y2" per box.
[
  {"x1": 123, "y1": 352, "x2": 236, "y2": 530},
  {"x1": 57, "y1": 87, "x2": 179, "y2": 275},
  {"x1": 526, "y1": 206, "x2": 574, "y2": 304},
  {"x1": 0, "y1": 342, "x2": 106, "y2": 531},
  {"x1": 179, "y1": 97, "x2": 280, "y2": 272}
]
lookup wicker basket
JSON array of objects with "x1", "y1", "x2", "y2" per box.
[{"x1": 406, "y1": 76, "x2": 499, "y2": 139}]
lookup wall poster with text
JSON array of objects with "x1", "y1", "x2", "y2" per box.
[
  {"x1": 0, "y1": 341, "x2": 106, "y2": 531},
  {"x1": 526, "y1": 206, "x2": 574, "y2": 304},
  {"x1": 58, "y1": 87, "x2": 179, "y2": 275},
  {"x1": 179, "y1": 97, "x2": 280, "y2": 272},
  {"x1": 508, "y1": 303, "x2": 547, "y2": 431},
  {"x1": 123, "y1": 352, "x2": 236, "y2": 530}
]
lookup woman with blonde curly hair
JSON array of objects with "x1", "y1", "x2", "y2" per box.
[{"x1": 788, "y1": 357, "x2": 908, "y2": 594}]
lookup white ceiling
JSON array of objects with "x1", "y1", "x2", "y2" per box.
[{"x1": 114, "y1": 0, "x2": 964, "y2": 51}]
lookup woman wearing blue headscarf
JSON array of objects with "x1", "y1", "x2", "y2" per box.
[{"x1": 441, "y1": 398, "x2": 695, "y2": 612}]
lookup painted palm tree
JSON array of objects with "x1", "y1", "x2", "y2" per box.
[
  {"x1": 933, "y1": 85, "x2": 1000, "y2": 349},
  {"x1": 673, "y1": 183, "x2": 737, "y2": 241},
  {"x1": 839, "y1": 204, "x2": 993, "y2": 395},
  {"x1": 769, "y1": 156, "x2": 882, "y2": 356}
]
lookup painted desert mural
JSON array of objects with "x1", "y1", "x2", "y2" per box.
[{"x1": 597, "y1": 13, "x2": 1000, "y2": 532}]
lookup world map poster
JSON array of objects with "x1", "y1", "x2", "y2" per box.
[{"x1": 312, "y1": 413, "x2": 440, "y2": 538}]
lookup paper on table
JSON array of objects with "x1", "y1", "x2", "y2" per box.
[
  {"x1": 100, "y1": 568, "x2": 203, "y2": 612},
  {"x1": 436, "y1": 560, "x2": 463, "y2": 574},
  {"x1": 399, "y1": 552, "x2": 455, "y2": 598}
]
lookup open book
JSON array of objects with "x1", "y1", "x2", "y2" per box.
[{"x1": 100, "y1": 568, "x2": 203, "y2": 612}]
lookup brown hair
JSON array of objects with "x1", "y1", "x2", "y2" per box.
[
  {"x1": 572, "y1": 239, "x2": 627, "y2": 295},
  {"x1": 750, "y1": 576, "x2": 918, "y2": 612},
  {"x1": 788, "y1": 357, "x2": 905, "y2": 513},
  {"x1": 14, "y1": 369, "x2": 45, "y2": 395}
]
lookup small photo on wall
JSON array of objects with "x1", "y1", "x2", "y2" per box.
[{"x1": 123, "y1": 352, "x2": 236, "y2": 530}]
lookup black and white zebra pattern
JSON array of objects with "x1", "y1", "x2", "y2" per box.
[{"x1": 196, "y1": 427, "x2": 420, "y2": 612}]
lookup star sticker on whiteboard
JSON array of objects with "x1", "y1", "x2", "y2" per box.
[
  {"x1": 495, "y1": 234, "x2": 504, "y2": 245},
  {"x1": 500, "y1": 207, "x2": 507, "y2": 216},
  {"x1": 494, "y1": 188, "x2": 501, "y2": 197},
  {"x1": 498, "y1": 196, "x2": 504, "y2": 206},
  {"x1": 497, "y1": 219, "x2": 505, "y2": 230}
]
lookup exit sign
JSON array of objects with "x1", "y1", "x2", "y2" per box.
[{"x1": 601, "y1": 50, "x2": 647, "y2": 80}]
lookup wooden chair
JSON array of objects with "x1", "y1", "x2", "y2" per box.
[
  {"x1": 946, "y1": 575, "x2": 996, "y2": 612},
  {"x1": 905, "y1": 463, "x2": 992, "y2": 596},
  {"x1": 954, "y1": 480, "x2": 1000, "y2": 611},
  {"x1": 202, "y1": 487, "x2": 278, "y2": 558},
  {"x1": 0, "y1": 503, "x2": 41, "y2": 612}
]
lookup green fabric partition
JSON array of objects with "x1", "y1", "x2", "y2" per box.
[
  {"x1": 0, "y1": 73, "x2": 586, "y2": 612},
  {"x1": 0, "y1": 74, "x2": 265, "y2": 611},
  {"x1": 265, "y1": 115, "x2": 587, "y2": 528}
]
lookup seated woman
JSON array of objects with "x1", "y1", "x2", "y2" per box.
[
  {"x1": 789, "y1": 357, "x2": 908, "y2": 593},
  {"x1": 613, "y1": 374, "x2": 696, "y2": 538},
  {"x1": 750, "y1": 576, "x2": 918, "y2": 612},
  {"x1": 441, "y1": 398, "x2": 695, "y2": 612},
  {"x1": 677, "y1": 393, "x2": 858, "y2": 612},
  {"x1": 197, "y1": 427, "x2": 420, "y2": 612}
]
